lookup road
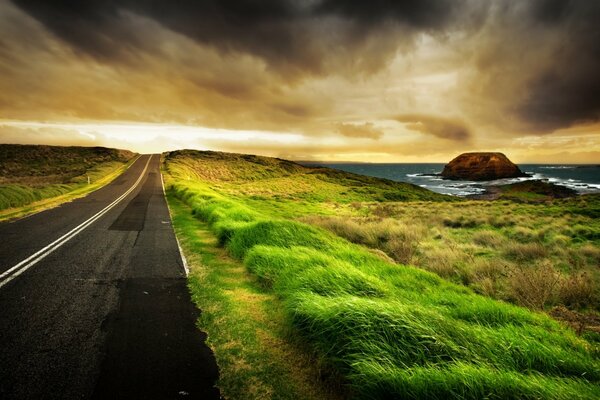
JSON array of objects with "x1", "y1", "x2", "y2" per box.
[{"x1": 0, "y1": 155, "x2": 220, "y2": 399}]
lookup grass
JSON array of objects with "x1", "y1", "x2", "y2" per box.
[
  {"x1": 166, "y1": 191, "x2": 342, "y2": 400},
  {"x1": 497, "y1": 180, "x2": 577, "y2": 202},
  {"x1": 0, "y1": 144, "x2": 137, "y2": 221},
  {"x1": 306, "y1": 201, "x2": 600, "y2": 318},
  {"x1": 163, "y1": 150, "x2": 600, "y2": 399}
]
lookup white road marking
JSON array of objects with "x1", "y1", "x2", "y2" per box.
[
  {"x1": 0, "y1": 155, "x2": 153, "y2": 289},
  {"x1": 159, "y1": 167, "x2": 190, "y2": 277}
]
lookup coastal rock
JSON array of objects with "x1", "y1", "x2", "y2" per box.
[{"x1": 441, "y1": 152, "x2": 527, "y2": 181}]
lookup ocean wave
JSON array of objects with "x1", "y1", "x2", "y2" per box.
[{"x1": 314, "y1": 163, "x2": 600, "y2": 197}]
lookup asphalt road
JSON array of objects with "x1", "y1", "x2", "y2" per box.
[{"x1": 0, "y1": 155, "x2": 220, "y2": 399}]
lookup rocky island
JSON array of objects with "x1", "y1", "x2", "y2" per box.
[{"x1": 441, "y1": 152, "x2": 528, "y2": 181}]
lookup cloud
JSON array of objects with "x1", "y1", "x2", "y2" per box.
[
  {"x1": 11, "y1": 0, "x2": 471, "y2": 77},
  {"x1": 463, "y1": 0, "x2": 600, "y2": 133},
  {"x1": 336, "y1": 123, "x2": 383, "y2": 139},
  {"x1": 0, "y1": 125, "x2": 98, "y2": 147},
  {"x1": 395, "y1": 114, "x2": 471, "y2": 141},
  {"x1": 1, "y1": 0, "x2": 599, "y2": 161},
  {"x1": 314, "y1": 0, "x2": 462, "y2": 27}
]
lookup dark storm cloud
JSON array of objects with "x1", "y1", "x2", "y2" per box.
[
  {"x1": 11, "y1": 0, "x2": 146, "y2": 61},
  {"x1": 514, "y1": 0, "x2": 600, "y2": 130},
  {"x1": 395, "y1": 114, "x2": 471, "y2": 141},
  {"x1": 11, "y1": 0, "x2": 467, "y2": 74},
  {"x1": 467, "y1": 0, "x2": 600, "y2": 133},
  {"x1": 7, "y1": 0, "x2": 600, "y2": 134},
  {"x1": 314, "y1": 0, "x2": 459, "y2": 27}
]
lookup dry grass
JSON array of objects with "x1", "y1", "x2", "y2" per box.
[
  {"x1": 559, "y1": 272, "x2": 597, "y2": 308},
  {"x1": 302, "y1": 199, "x2": 599, "y2": 332},
  {"x1": 508, "y1": 261, "x2": 561, "y2": 310},
  {"x1": 504, "y1": 242, "x2": 548, "y2": 261},
  {"x1": 473, "y1": 230, "x2": 505, "y2": 248},
  {"x1": 300, "y1": 216, "x2": 425, "y2": 265}
]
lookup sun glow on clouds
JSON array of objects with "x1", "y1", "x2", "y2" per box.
[{"x1": 0, "y1": 121, "x2": 306, "y2": 154}]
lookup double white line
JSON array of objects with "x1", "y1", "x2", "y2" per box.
[{"x1": 0, "y1": 155, "x2": 153, "y2": 289}]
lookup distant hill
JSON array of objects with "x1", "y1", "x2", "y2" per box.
[
  {"x1": 164, "y1": 149, "x2": 453, "y2": 202},
  {"x1": 0, "y1": 144, "x2": 136, "y2": 185},
  {"x1": 0, "y1": 144, "x2": 137, "y2": 216}
]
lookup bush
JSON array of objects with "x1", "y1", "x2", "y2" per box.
[
  {"x1": 559, "y1": 272, "x2": 597, "y2": 308},
  {"x1": 384, "y1": 237, "x2": 417, "y2": 265},
  {"x1": 509, "y1": 261, "x2": 561, "y2": 310}
]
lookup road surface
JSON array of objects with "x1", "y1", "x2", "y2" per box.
[{"x1": 0, "y1": 155, "x2": 220, "y2": 399}]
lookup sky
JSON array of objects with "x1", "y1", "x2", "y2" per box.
[{"x1": 0, "y1": 0, "x2": 599, "y2": 163}]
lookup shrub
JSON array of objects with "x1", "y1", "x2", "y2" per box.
[
  {"x1": 384, "y1": 237, "x2": 417, "y2": 265},
  {"x1": 559, "y1": 272, "x2": 597, "y2": 308},
  {"x1": 508, "y1": 261, "x2": 561, "y2": 310}
]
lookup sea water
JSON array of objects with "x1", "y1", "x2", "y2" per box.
[{"x1": 301, "y1": 163, "x2": 600, "y2": 197}]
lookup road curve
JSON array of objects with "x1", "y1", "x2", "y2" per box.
[{"x1": 0, "y1": 155, "x2": 220, "y2": 399}]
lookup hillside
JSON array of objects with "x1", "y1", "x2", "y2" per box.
[
  {"x1": 163, "y1": 150, "x2": 599, "y2": 399},
  {"x1": 0, "y1": 144, "x2": 137, "y2": 217},
  {"x1": 165, "y1": 150, "x2": 453, "y2": 205},
  {"x1": 0, "y1": 144, "x2": 135, "y2": 185}
]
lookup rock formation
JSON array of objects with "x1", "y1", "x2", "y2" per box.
[{"x1": 441, "y1": 152, "x2": 527, "y2": 181}]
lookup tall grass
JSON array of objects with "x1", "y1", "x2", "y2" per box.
[
  {"x1": 303, "y1": 206, "x2": 599, "y2": 322},
  {"x1": 0, "y1": 145, "x2": 136, "y2": 214},
  {"x1": 169, "y1": 180, "x2": 600, "y2": 399},
  {"x1": 0, "y1": 184, "x2": 73, "y2": 209}
]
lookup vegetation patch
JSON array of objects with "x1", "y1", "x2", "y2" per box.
[
  {"x1": 164, "y1": 150, "x2": 600, "y2": 399},
  {"x1": 166, "y1": 192, "x2": 342, "y2": 400},
  {"x1": 0, "y1": 144, "x2": 136, "y2": 220}
]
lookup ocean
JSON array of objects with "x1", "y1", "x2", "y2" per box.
[{"x1": 301, "y1": 163, "x2": 600, "y2": 197}]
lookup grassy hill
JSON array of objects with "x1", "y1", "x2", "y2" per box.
[
  {"x1": 163, "y1": 150, "x2": 599, "y2": 399},
  {"x1": 0, "y1": 144, "x2": 136, "y2": 218},
  {"x1": 167, "y1": 150, "x2": 452, "y2": 210}
]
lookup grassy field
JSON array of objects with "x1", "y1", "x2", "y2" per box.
[
  {"x1": 0, "y1": 144, "x2": 137, "y2": 220},
  {"x1": 302, "y1": 198, "x2": 600, "y2": 332},
  {"x1": 163, "y1": 150, "x2": 600, "y2": 399}
]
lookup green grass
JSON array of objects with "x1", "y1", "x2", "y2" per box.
[
  {"x1": 163, "y1": 150, "x2": 600, "y2": 399},
  {"x1": 305, "y1": 199, "x2": 600, "y2": 317},
  {"x1": 166, "y1": 191, "x2": 342, "y2": 400},
  {"x1": 0, "y1": 144, "x2": 137, "y2": 220},
  {"x1": 497, "y1": 180, "x2": 577, "y2": 202}
]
